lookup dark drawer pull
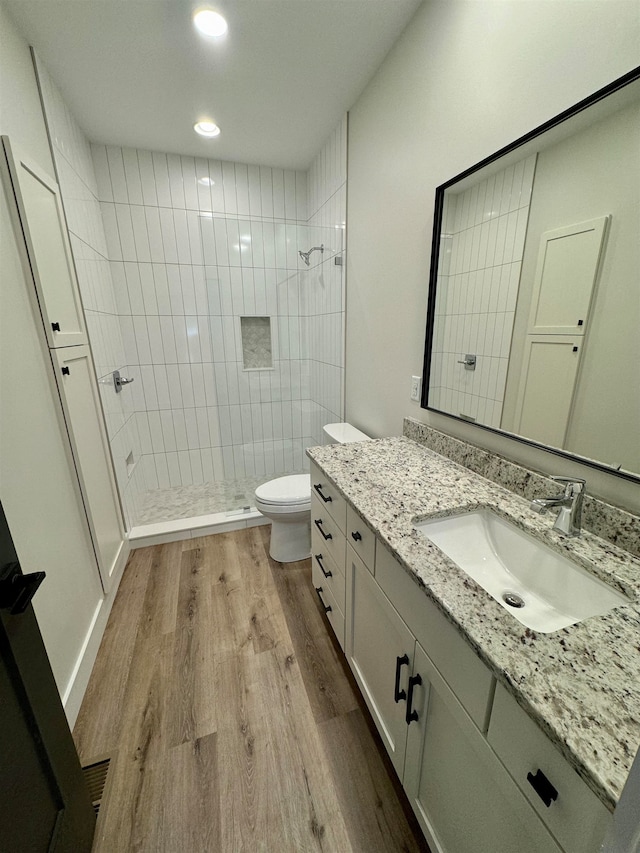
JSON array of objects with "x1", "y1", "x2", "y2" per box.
[
  {"x1": 314, "y1": 554, "x2": 332, "y2": 578},
  {"x1": 314, "y1": 519, "x2": 332, "y2": 541},
  {"x1": 406, "y1": 673, "x2": 422, "y2": 724},
  {"x1": 394, "y1": 654, "x2": 409, "y2": 703},
  {"x1": 315, "y1": 586, "x2": 331, "y2": 613},
  {"x1": 351, "y1": 531, "x2": 362, "y2": 542},
  {"x1": 527, "y1": 770, "x2": 558, "y2": 808},
  {"x1": 313, "y1": 483, "x2": 333, "y2": 503}
]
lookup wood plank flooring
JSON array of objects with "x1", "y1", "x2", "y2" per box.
[{"x1": 74, "y1": 526, "x2": 429, "y2": 852}]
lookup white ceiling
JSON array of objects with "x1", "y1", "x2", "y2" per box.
[{"x1": 5, "y1": 0, "x2": 422, "y2": 170}]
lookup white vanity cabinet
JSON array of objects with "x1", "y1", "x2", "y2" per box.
[
  {"x1": 308, "y1": 461, "x2": 613, "y2": 853},
  {"x1": 404, "y1": 642, "x2": 563, "y2": 853},
  {"x1": 349, "y1": 544, "x2": 558, "y2": 852}
]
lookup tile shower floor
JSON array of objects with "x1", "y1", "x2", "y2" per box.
[{"x1": 137, "y1": 471, "x2": 308, "y2": 525}]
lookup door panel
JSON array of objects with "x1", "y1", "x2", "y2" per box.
[
  {"x1": 528, "y1": 216, "x2": 609, "y2": 335},
  {"x1": 0, "y1": 645, "x2": 61, "y2": 851},
  {"x1": 514, "y1": 336, "x2": 581, "y2": 446},
  {"x1": 1, "y1": 136, "x2": 87, "y2": 348},
  {"x1": 52, "y1": 346, "x2": 124, "y2": 592},
  {"x1": 0, "y1": 502, "x2": 95, "y2": 852}
]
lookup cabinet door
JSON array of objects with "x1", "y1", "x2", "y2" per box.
[
  {"x1": 404, "y1": 643, "x2": 562, "y2": 853},
  {"x1": 527, "y1": 217, "x2": 608, "y2": 336},
  {"x1": 513, "y1": 336, "x2": 582, "y2": 447},
  {"x1": 52, "y1": 346, "x2": 125, "y2": 593},
  {"x1": 345, "y1": 548, "x2": 415, "y2": 777},
  {"x1": 1, "y1": 137, "x2": 87, "y2": 348}
]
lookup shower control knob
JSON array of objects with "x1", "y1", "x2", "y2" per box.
[{"x1": 113, "y1": 370, "x2": 135, "y2": 393}]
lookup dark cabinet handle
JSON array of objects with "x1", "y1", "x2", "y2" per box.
[
  {"x1": 314, "y1": 554, "x2": 332, "y2": 578},
  {"x1": 313, "y1": 483, "x2": 332, "y2": 503},
  {"x1": 405, "y1": 673, "x2": 422, "y2": 724},
  {"x1": 51, "y1": 321, "x2": 60, "y2": 332},
  {"x1": 527, "y1": 770, "x2": 558, "y2": 808},
  {"x1": 394, "y1": 654, "x2": 409, "y2": 703},
  {"x1": 315, "y1": 586, "x2": 331, "y2": 613},
  {"x1": 351, "y1": 531, "x2": 362, "y2": 542},
  {"x1": 314, "y1": 519, "x2": 332, "y2": 541}
]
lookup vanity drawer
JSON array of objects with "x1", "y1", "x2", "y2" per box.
[
  {"x1": 346, "y1": 504, "x2": 376, "y2": 572},
  {"x1": 311, "y1": 546, "x2": 345, "y2": 614},
  {"x1": 310, "y1": 462, "x2": 347, "y2": 532},
  {"x1": 487, "y1": 685, "x2": 611, "y2": 853},
  {"x1": 313, "y1": 574, "x2": 345, "y2": 650},
  {"x1": 311, "y1": 493, "x2": 346, "y2": 571},
  {"x1": 375, "y1": 543, "x2": 494, "y2": 731}
]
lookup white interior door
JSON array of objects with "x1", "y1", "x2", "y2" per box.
[
  {"x1": 52, "y1": 347, "x2": 125, "y2": 593},
  {"x1": 1, "y1": 137, "x2": 87, "y2": 349}
]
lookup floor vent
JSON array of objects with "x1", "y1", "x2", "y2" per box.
[{"x1": 82, "y1": 757, "x2": 111, "y2": 815}]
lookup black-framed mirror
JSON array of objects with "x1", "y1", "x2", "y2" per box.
[{"x1": 421, "y1": 66, "x2": 640, "y2": 483}]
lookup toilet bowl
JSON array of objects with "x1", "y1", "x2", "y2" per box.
[
  {"x1": 255, "y1": 423, "x2": 371, "y2": 563},
  {"x1": 254, "y1": 474, "x2": 312, "y2": 563}
]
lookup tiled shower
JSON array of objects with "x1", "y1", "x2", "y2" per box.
[
  {"x1": 36, "y1": 58, "x2": 346, "y2": 531},
  {"x1": 429, "y1": 154, "x2": 536, "y2": 428}
]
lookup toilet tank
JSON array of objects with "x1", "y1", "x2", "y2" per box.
[{"x1": 323, "y1": 422, "x2": 371, "y2": 444}]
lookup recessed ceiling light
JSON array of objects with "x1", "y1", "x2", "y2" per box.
[
  {"x1": 194, "y1": 121, "x2": 221, "y2": 138},
  {"x1": 193, "y1": 9, "x2": 228, "y2": 38}
]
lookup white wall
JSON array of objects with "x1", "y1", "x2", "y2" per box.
[
  {"x1": 0, "y1": 3, "x2": 106, "y2": 719},
  {"x1": 346, "y1": 0, "x2": 640, "y2": 512},
  {"x1": 0, "y1": 4, "x2": 53, "y2": 173}
]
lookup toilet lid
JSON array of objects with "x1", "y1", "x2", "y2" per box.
[{"x1": 255, "y1": 474, "x2": 311, "y2": 505}]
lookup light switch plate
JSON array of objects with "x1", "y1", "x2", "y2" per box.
[{"x1": 410, "y1": 375, "x2": 421, "y2": 402}]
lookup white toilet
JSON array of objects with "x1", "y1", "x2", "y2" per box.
[{"x1": 254, "y1": 422, "x2": 371, "y2": 563}]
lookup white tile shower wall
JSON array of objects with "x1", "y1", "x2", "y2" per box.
[
  {"x1": 430, "y1": 155, "x2": 536, "y2": 427},
  {"x1": 35, "y1": 60, "x2": 142, "y2": 528},
  {"x1": 305, "y1": 116, "x2": 347, "y2": 443},
  {"x1": 93, "y1": 142, "x2": 337, "y2": 497}
]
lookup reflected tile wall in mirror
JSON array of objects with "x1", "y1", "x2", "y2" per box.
[{"x1": 430, "y1": 154, "x2": 536, "y2": 427}]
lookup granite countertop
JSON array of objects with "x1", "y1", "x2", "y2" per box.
[{"x1": 307, "y1": 436, "x2": 640, "y2": 811}]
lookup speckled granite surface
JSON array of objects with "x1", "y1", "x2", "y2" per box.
[
  {"x1": 403, "y1": 418, "x2": 640, "y2": 558},
  {"x1": 307, "y1": 436, "x2": 640, "y2": 811}
]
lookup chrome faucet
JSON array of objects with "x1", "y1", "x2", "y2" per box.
[{"x1": 530, "y1": 476, "x2": 586, "y2": 537}]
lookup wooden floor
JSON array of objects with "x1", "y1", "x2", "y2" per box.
[{"x1": 74, "y1": 526, "x2": 429, "y2": 852}]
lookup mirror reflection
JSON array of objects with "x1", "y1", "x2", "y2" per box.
[{"x1": 424, "y1": 73, "x2": 640, "y2": 479}]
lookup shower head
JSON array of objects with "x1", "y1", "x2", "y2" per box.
[{"x1": 298, "y1": 244, "x2": 324, "y2": 266}]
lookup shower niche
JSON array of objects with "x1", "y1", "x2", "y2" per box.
[{"x1": 241, "y1": 316, "x2": 273, "y2": 370}]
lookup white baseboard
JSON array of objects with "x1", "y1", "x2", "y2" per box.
[
  {"x1": 62, "y1": 538, "x2": 130, "y2": 728},
  {"x1": 106, "y1": 537, "x2": 131, "y2": 592}
]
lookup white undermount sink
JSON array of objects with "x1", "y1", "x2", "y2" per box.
[{"x1": 414, "y1": 509, "x2": 628, "y2": 633}]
